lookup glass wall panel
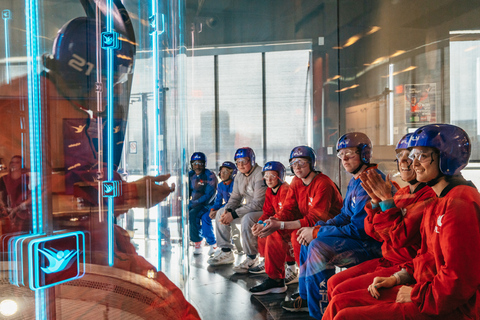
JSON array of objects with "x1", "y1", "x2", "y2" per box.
[
  {"x1": 218, "y1": 53, "x2": 263, "y2": 164},
  {"x1": 0, "y1": 0, "x2": 194, "y2": 318},
  {"x1": 186, "y1": 55, "x2": 216, "y2": 169},
  {"x1": 265, "y1": 50, "x2": 311, "y2": 165}
]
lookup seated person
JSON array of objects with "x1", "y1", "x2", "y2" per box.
[
  {"x1": 324, "y1": 133, "x2": 435, "y2": 306},
  {"x1": 0, "y1": 156, "x2": 31, "y2": 233},
  {"x1": 188, "y1": 152, "x2": 217, "y2": 255},
  {"x1": 208, "y1": 147, "x2": 267, "y2": 271},
  {"x1": 208, "y1": 161, "x2": 239, "y2": 255},
  {"x1": 325, "y1": 124, "x2": 480, "y2": 320},
  {"x1": 250, "y1": 146, "x2": 343, "y2": 295},
  {"x1": 282, "y1": 133, "x2": 391, "y2": 319}
]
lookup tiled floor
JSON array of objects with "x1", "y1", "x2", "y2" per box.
[{"x1": 188, "y1": 247, "x2": 315, "y2": 320}]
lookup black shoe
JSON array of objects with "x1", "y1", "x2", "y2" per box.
[
  {"x1": 249, "y1": 278, "x2": 287, "y2": 295},
  {"x1": 281, "y1": 296, "x2": 308, "y2": 312},
  {"x1": 290, "y1": 292, "x2": 300, "y2": 300}
]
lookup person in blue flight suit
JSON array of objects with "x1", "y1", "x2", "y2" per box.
[
  {"x1": 282, "y1": 132, "x2": 393, "y2": 319},
  {"x1": 189, "y1": 152, "x2": 217, "y2": 255},
  {"x1": 208, "y1": 161, "x2": 238, "y2": 254}
]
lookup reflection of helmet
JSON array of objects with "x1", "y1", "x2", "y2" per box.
[
  {"x1": 234, "y1": 147, "x2": 255, "y2": 167},
  {"x1": 289, "y1": 146, "x2": 316, "y2": 173},
  {"x1": 407, "y1": 124, "x2": 471, "y2": 176},
  {"x1": 191, "y1": 152, "x2": 207, "y2": 165},
  {"x1": 395, "y1": 133, "x2": 413, "y2": 151},
  {"x1": 219, "y1": 161, "x2": 237, "y2": 179},
  {"x1": 262, "y1": 161, "x2": 286, "y2": 182},
  {"x1": 44, "y1": 0, "x2": 136, "y2": 109},
  {"x1": 336, "y1": 132, "x2": 372, "y2": 164}
]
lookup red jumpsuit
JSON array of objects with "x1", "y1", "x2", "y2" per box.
[
  {"x1": 325, "y1": 183, "x2": 480, "y2": 320},
  {"x1": 327, "y1": 184, "x2": 435, "y2": 300},
  {"x1": 263, "y1": 173, "x2": 343, "y2": 279},
  {"x1": 256, "y1": 183, "x2": 295, "y2": 267}
]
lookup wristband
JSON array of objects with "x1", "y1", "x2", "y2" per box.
[{"x1": 280, "y1": 221, "x2": 285, "y2": 230}]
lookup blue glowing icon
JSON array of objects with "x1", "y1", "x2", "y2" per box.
[
  {"x1": 2, "y1": 10, "x2": 11, "y2": 20},
  {"x1": 101, "y1": 31, "x2": 120, "y2": 50},
  {"x1": 102, "y1": 180, "x2": 121, "y2": 198},
  {"x1": 8, "y1": 231, "x2": 85, "y2": 291},
  {"x1": 38, "y1": 248, "x2": 77, "y2": 274}
]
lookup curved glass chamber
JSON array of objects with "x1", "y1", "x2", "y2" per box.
[{"x1": 0, "y1": 0, "x2": 192, "y2": 318}]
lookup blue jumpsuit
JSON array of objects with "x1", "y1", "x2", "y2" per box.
[
  {"x1": 188, "y1": 169, "x2": 217, "y2": 245},
  {"x1": 210, "y1": 179, "x2": 234, "y2": 211},
  {"x1": 298, "y1": 167, "x2": 387, "y2": 319}
]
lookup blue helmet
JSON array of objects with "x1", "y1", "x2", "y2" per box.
[
  {"x1": 262, "y1": 161, "x2": 286, "y2": 182},
  {"x1": 336, "y1": 132, "x2": 372, "y2": 164},
  {"x1": 289, "y1": 146, "x2": 316, "y2": 172},
  {"x1": 234, "y1": 147, "x2": 255, "y2": 166},
  {"x1": 191, "y1": 152, "x2": 207, "y2": 166},
  {"x1": 407, "y1": 124, "x2": 471, "y2": 176},
  {"x1": 219, "y1": 161, "x2": 237, "y2": 178},
  {"x1": 396, "y1": 133, "x2": 413, "y2": 151},
  {"x1": 44, "y1": 0, "x2": 136, "y2": 106}
]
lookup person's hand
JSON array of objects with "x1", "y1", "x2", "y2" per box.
[
  {"x1": 209, "y1": 209, "x2": 217, "y2": 220},
  {"x1": 368, "y1": 276, "x2": 397, "y2": 299},
  {"x1": 396, "y1": 286, "x2": 413, "y2": 303},
  {"x1": 359, "y1": 172, "x2": 380, "y2": 204},
  {"x1": 219, "y1": 211, "x2": 234, "y2": 225},
  {"x1": 258, "y1": 217, "x2": 281, "y2": 238},
  {"x1": 297, "y1": 226, "x2": 315, "y2": 246},
  {"x1": 361, "y1": 171, "x2": 393, "y2": 203},
  {"x1": 134, "y1": 174, "x2": 175, "y2": 208},
  {"x1": 251, "y1": 223, "x2": 264, "y2": 237}
]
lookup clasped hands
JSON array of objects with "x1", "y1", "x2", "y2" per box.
[{"x1": 367, "y1": 276, "x2": 412, "y2": 303}]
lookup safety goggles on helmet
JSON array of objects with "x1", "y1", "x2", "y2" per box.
[
  {"x1": 289, "y1": 158, "x2": 310, "y2": 169},
  {"x1": 220, "y1": 167, "x2": 233, "y2": 174},
  {"x1": 395, "y1": 150, "x2": 412, "y2": 162},
  {"x1": 191, "y1": 161, "x2": 205, "y2": 166},
  {"x1": 263, "y1": 172, "x2": 279, "y2": 180},
  {"x1": 235, "y1": 158, "x2": 249, "y2": 166},
  {"x1": 336, "y1": 150, "x2": 360, "y2": 160},
  {"x1": 408, "y1": 150, "x2": 436, "y2": 163}
]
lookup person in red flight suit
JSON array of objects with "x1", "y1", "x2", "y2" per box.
[
  {"x1": 0, "y1": 1, "x2": 199, "y2": 318},
  {"x1": 0, "y1": 156, "x2": 32, "y2": 233},
  {"x1": 249, "y1": 146, "x2": 343, "y2": 296},
  {"x1": 248, "y1": 161, "x2": 299, "y2": 294},
  {"x1": 325, "y1": 124, "x2": 480, "y2": 320},
  {"x1": 323, "y1": 133, "x2": 436, "y2": 312}
]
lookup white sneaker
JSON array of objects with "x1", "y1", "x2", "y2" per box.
[
  {"x1": 208, "y1": 250, "x2": 235, "y2": 266},
  {"x1": 193, "y1": 242, "x2": 203, "y2": 255},
  {"x1": 232, "y1": 256, "x2": 258, "y2": 274},
  {"x1": 208, "y1": 244, "x2": 217, "y2": 256},
  {"x1": 248, "y1": 259, "x2": 266, "y2": 274},
  {"x1": 285, "y1": 265, "x2": 299, "y2": 285}
]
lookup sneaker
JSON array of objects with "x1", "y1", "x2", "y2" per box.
[
  {"x1": 193, "y1": 242, "x2": 203, "y2": 255},
  {"x1": 232, "y1": 256, "x2": 258, "y2": 274},
  {"x1": 290, "y1": 292, "x2": 300, "y2": 300},
  {"x1": 281, "y1": 296, "x2": 308, "y2": 312},
  {"x1": 249, "y1": 278, "x2": 287, "y2": 295},
  {"x1": 207, "y1": 250, "x2": 235, "y2": 266},
  {"x1": 208, "y1": 243, "x2": 217, "y2": 256},
  {"x1": 285, "y1": 265, "x2": 299, "y2": 285},
  {"x1": 248, "y1": 259, "x2": 265, "y2": 274}
]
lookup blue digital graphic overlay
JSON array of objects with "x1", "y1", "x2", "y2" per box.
[
  {"x1": 101, "y1": 31, "x2": 120, "y2": 50},
  {"x1": 2, "y1": 9, "x2": 11, "y2": 20},
  {"x1": 102, "y1": 180, "x2": 122, "y2": 198},
  {"x1": 8, "y1": 231, "x2": 85, "y2": 291}
]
